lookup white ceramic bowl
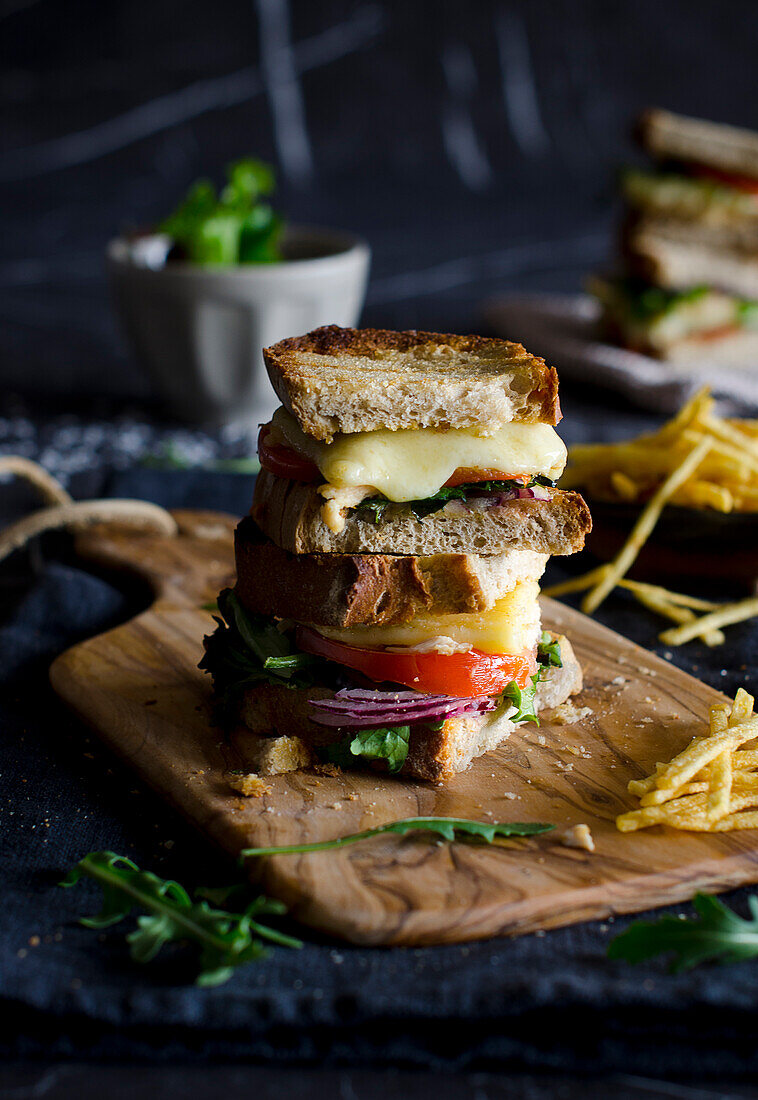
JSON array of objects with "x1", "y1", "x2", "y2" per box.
[{"x1": 107, "y1": 226, "x2": 371, "y2": 427}]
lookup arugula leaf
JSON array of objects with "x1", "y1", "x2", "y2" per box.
[
  {"x1": 241, "y1": 817, "x2": 554, "y2": 857},
  {"x1": 537, "y1": 631, "x2": 563, "y2": 669},
  {"x1": 356, "y1": 498, "x2": 390, "y2": 523},
  {"x1": 323, "y1": 725, "x2": 411, "y2": 773},
  {"x1": 498, "y1": 677, "x2": 539, "y2": 724},
  {"x1": 608, "y1": 893, "x2": 758, "y2": 972},
  {"x1": 354, "y1": 477, "x2": 556, "y2": 523},
  {"x1": 737, "y1": 299, "x2": 758, "y2": 329},
  {"x1": 159, "y1": 158, "x2": 283, "y2": 266},
  {"x1": 199, "y1": 588, "x2": 325, "y2": 718},
  {"x1": 62, "y1": 851, "x2": 301, "y2": 985}
]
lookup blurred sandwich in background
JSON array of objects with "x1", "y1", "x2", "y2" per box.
[{"x1": 592, "y1": 109, "x2": 758, "y2": 361}]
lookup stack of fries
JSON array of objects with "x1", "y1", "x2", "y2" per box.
[
  {"x1": 562, "y1": 387, "x2": 758, "y2": 514},
  {"x1": 617, "y1": 689, "x2": 758, "y2": 833},
  {"x1": 546, "y1": 387, "x2": 758, "y2": 644}
]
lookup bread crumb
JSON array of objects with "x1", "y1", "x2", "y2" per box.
[
  {"x1": 558, "y1": 824, "x2": 595, "y2": 852},
  {"x1": 313, "y1": 763, "x2": 342, "y2": 778},
  {"x1": 242, "y1": 735, "x2": 313, "y2": 775},
  {"x1": 551, "y1": 701, "x2": 594, "y2": 726},
  {"x1": 503, "y1": 791, "x2": 518, "y2": 800},
  {"x1": 225, "y1": 772, "x2": 272, "y2": 797}
]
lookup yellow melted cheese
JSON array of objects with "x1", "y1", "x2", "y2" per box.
[
  {"x1": 314, "y1": 580, "x2": 541, "y2": 656},
  {"x1": 271, "y1": 408, "x2": 566, "y2": 503}
]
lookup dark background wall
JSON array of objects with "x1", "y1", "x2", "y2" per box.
[{"x1": 3, "y1": 0, "x2": 758, "y2": 407}]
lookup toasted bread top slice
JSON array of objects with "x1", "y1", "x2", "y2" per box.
[
  {"x1": 637, "y1": 108, "x2": 758, "y2": 182},
  {"x1": 263, "y1": 326, "x2": 561, "y2": 441}
]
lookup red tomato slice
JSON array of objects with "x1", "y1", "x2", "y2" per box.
[
  {"x1": 296, "y1": 626, "x2": 537, "y2": 698},
  {"x1": 258, "y1": 426, "x2": 319, "y2": 482},
  {"x1": 443, "y1": 469, "x2": 529, "y2": 488},
  {"x1": 690, "y1": 163, "x2": 758, "y2": 195}
]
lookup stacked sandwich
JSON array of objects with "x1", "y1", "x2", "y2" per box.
[
  {"x1": 202, "y1": 326, "x2": 591, "y2": 783},
  {"x1": 592, "y1": 108, "x2": 758, "y2": 361}
]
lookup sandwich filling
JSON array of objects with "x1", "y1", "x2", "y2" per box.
[
  {"x1": 622, "y1": 167, "x2": 758, "y2": 227},
  {"x1": 260, "y1": 407, "x2": 567, "y2": 532},
  {"x1": 201, "y1": 587, "x2": 561, "y2": 772},
  {"x1": 590, "y1": 276, "x2": 758, "y2": 355}
]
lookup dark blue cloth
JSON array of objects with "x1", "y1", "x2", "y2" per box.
[{"x1": 3, "y1": 468, "x2": 758, "y2": 1077}]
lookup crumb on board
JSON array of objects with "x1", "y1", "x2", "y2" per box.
[
  {"x1": 225, "y1": 771, "x2": 272, "y2": 798},
  {"x1": 313, "y1": 763, "x2": 343, "y2": 778},
  {"x1": 557, "y1": 824, "x2": 595, "y2": 852},
  {"x1": 550, "y1": 701, "x2": 594, "y2": 726}
]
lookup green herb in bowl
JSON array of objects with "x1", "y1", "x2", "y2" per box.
[{"x1": 160, "y1": 158, "x2": 284, "y2": 266}]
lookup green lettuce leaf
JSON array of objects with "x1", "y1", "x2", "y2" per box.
[
  {"x1": 323, "y1": 725, "x2": 411, "y2": 773},
  {"x1": 199, "y1": 588, "x2": 325, "y2": 718},
  {"x1": 354, "y1": 476, "x2": 556, "y2": 522},
  {"x1": 498, "y1": 677, "x2": 539, "y2": 724},
  {"x1": 537, "y1": 630, "x2": 563, "y2": 669}
]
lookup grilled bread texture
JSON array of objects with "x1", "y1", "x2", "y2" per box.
[
  {"x1": 234, "y1": 518, "x2": 547, "y2": 627},
  {"x1": 251, "y1": 469, "x2": 591, "y2": 556},
  {"x1": 232, "y1": 635, "x2": 582, "y2": 783},
  {"x1": 263, "y1": 325, "x2": 561, "y2": 441},
  {"x1": 637, "y1": 108, "x2": 758, "y2": 181}
]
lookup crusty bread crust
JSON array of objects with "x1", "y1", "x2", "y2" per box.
[
  {"x1": 251, "y1": 470, "x2": 591, "y2": 556},
  {"x1": 263, "y1": 325, "x2": 561, "y2": 440},
  {"x1": 234, "y1": 517, "x2": 547, "y2": 627},
  {"x1": 233, "y1": 635, "x2": 583, "y2": 782},
  {"x1": 637, "y1": 108, "x2": 758, "y2": 181}
]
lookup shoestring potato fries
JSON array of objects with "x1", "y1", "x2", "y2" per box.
[
  {"x1": 545, "y1": 388, "x2": 758, "y2": 643},
  {"x1": 561, "y1": 387, "x2": 758, "y2": 515},
  {"x1": 617, "y1": 689, "x2": 758, "y2": 833}
]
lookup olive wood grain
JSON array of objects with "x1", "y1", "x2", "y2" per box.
[{"x1": 49, "y1": 510, "x2": 757, "y2": 947}]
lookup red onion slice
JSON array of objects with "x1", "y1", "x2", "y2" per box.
[{"x1": 308, "y1": 687, "x2": 497, "y2": 728}]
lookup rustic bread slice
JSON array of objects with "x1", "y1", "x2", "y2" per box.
[
  {"x1": 263, "y1": 325, "x2": 561, "y2": 441},
  {"x1": 232, "y1": 635, "x2": 582, "y2": 783},
  {"x1": 637, "y1": 108, "x2": 758, "y2": 181},
  {"x1": 234, "y1": 517, "x2": 547, "y2": 627},
  {"x1": 626, "y1": 218, "x2": 758, "y2": 300},
  {"x1": 251, "y1": 470, "x2": 591, "y2": 556}
]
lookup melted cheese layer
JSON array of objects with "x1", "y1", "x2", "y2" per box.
[
  {"x1": 314, "y1": 580, "x2": 541, "y2": 657},
  {"x1": 271, "y1": 408, "x2": 566, "y2": 503}
]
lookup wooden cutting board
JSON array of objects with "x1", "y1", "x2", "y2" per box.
[{"x1": 49, "y1": 509, "x2": 757, "y2": 947}]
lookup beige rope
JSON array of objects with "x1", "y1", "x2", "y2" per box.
[
  {"x1": 0, "y1": 457, "x2": 178, "y2": 563},
  {"x1": 0, "y1": 456, "x2": 72, "y2": 507}
]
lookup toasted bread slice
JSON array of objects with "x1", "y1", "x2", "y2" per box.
[
  {"x1": 637, "y1": 108, "x2": 758, "y2": 181},
  {"x1": 234, "y1": 518, "x2": 547, "y2": 628},
  {"x1": 626, "y1": 217, "x2": 758, "y2": 300},
  {"x1": 263, "y1": 326, "x2": 561, "y2": 441},
  {"x1": 251, "y1": 469, "x2": 591, "y2": 556},
  {"x1": 230, "y1": 635, "x2": 583, "y2": 783}
]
